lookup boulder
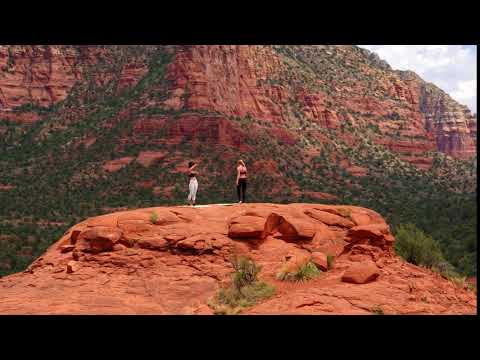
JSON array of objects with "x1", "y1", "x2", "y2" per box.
[
  {"x1": 346, "y1": 223, "x2": 393, "y2": 248},
  {"x1": 76, "y1": 226, "x2": 123, "y2": 253},
  {"x1": 66, "y1": 260, "x2": 79, "y2": 274},
  {"x1": 264, "y1": 213, "x2": 316, "y2": 239},
  {"x1": 342, "y1": 261, "x2": 380, "y2": 284},
  {"x1": 228, "y1": 216, "x2": 266, "y2": 239}
]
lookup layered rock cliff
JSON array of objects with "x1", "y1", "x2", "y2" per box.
[
  {"x1": 0, "y1": 45, "x2": 476, "y2": 161},
  {"x1": 0, "y1": 203, "x2": 475, "y2": 314}
]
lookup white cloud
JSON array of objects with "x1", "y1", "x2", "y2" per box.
[
  {"x1": 450, "y1": 80, "x2": 477, "y2": 104},
  {"x1": 358, "y1": 45, "x2": 477, "y2": 114}
]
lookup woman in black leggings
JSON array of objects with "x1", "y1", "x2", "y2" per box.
[{"x1": 236, "y1": 159, "x2": 247, "y2": 203}]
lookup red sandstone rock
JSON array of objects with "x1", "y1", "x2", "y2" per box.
[
  {"x1": 102, "y1": 157, "x2": 134, "y2": 173},
  {"x1": 0, "y1": 203, "x2": 476, "y2": 315},
  {"x1": 136, "y1": 151, "x2": 168, "y2": 167},
  {"x1": 228, "y1": 216, "x2": 266, "y2": 239},
  {"x1": 346, "y1": 223, "x2": 393, "y2": 248},
  {"x1": 113, "y1": 244, "x2": 127, "y2": 252},
  {"x1": 311, "y1": 252, "x2": 328, "y2": 271},
  {"x1": 305, "y1": 209, "x2": 355, "y2": 228},
  {"x1": 60, "y1": 245, "x2": 75, "y2": 253},
  {"x1": 70, "y1": 230, "x2": 82, "y2": 244},
  {"x1": 76, "y1": 226, "x2": 123, "y2": 253},
  {"x1": 277, "y1": 249, "x2": 312, "y2": 276},
  {"x1": 164, "y1": 234, "x2": 187, "y2": 243},
  {"x1": 350, "y1": 212, "x2": 372, "y2": 226},
  {"x1": 137, "y1": 237, "x2": 169, "y2": 251},
  {"x1": 0, "y1": 45, "x2": 476, "y2": 165},
  {"x1": 264, "y1": 212, "x2": 317, "y2": 239},
  {"x1": 66, "y1": 260, "x2": 79, "y2": 274},
  {"x1": 0, "y1": 46, "x2": 84, "y2": 110},
  {"x1": 342, "y1": 261, "x2": 380, "y2": 284}
]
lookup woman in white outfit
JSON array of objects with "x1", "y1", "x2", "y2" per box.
[{"x1": 187, "y1": 161, "x2": 198, "y2": 206}]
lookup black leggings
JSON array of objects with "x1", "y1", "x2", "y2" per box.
[{"x1": 237, "y1": 178, "x2": 247, "y2": 202}]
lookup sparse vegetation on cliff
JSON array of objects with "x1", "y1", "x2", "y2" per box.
[
  {"x1": 208, "y1": 255, "x2": 275, "y2": 315},
  {"x1": 276, "y1": 261, "x2": 321, "y2": 282}
]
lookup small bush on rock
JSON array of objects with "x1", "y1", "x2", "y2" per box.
[
  {"x1": 277, "y1": 261, "x2": 321, "y2": 282},
  {"x1": 230, "y1": 255, "x2": 261, "y2": 289},
  {"x1": 208, "y1": 255, "x2": 275, "y2": 315},
  {"x1": 150, "y1": 211, "x2": 158, "y2": 224}
]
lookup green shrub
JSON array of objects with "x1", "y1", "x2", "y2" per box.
[
  {"x1": 449, "y1": 276, "x2": 466, "y2": 289},
  {"x1": 276, "y1": 261, "x2": 321, "y2": 282},
  {"x1": 150, "y1": 211, "x2": 158, "y2": 224},
  {"x1": 230, "y1": 254, "x2": 261, "y2": 289},
  {"x1": 394, "y1": 223, "x2": 446, "y2": 268},
  {"x1": 208, "y1": 255, "x2": 275, "y2": 315}
]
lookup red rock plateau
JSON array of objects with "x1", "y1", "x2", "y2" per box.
[{"x1": 0, "y1": 203, "x2": 475, "y2": 315}]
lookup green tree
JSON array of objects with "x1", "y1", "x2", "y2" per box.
[{"x1": 394, "y1": 223, "x2": 445, "y2": 268}]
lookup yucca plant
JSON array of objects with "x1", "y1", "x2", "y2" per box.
[
  {"x1": 208, "y1": 255, "x2": 275, "y2": 315},
  {"x1": 230, "y1": 255, "x2": 261, "y2": 291}
]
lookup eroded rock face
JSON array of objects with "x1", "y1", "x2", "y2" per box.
[
  {"x1": 0, "y1": 203, "x2": 476, "y2": 314},
  {"x1": 0, "y1": 46, "x2": 84, "y2": 111},
  {"x1": 0, "y1": 45, "x2": 476, "y2": 167}
]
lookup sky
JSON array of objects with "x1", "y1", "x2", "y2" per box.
[{"x1": 358, "y1": 45, "x2": 477, "y2": 114}]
